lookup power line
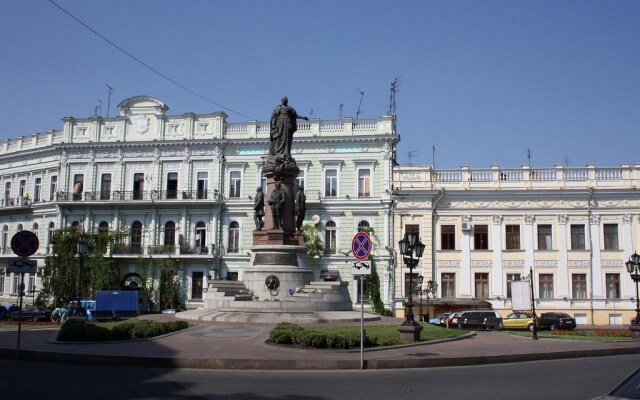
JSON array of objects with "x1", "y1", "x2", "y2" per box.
[{"x1": 48, "y1": 0, "x2": 255, "y2": 120}]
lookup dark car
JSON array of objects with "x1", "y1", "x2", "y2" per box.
[
  {"x1": 592, "y1": 367, "x2": 640, "y2": 399},
  {"x1": 9, "y1": 306, "x2": 51, "y2": 322},
  {"x1": 539, "y1": 312, "x2": 576, "y2": 330},
  {"x1": 456, "y1": 310, "x2": 503, "y2": 330}
]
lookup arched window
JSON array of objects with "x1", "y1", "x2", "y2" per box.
[
  {"x1": 98, "y1": 221, "x2": 109, "y2": 234},
  {"x1": 1, "y1": 225, "x2": 8, "y2": 252},
  {"x1": 228, "y1": 221, "x2": 239, "y2": 253},
  {"x1": 16, "y1": 224, "x2": 23, "y2": 232},
  {"x1": 32, "y1": 223, "x2": 39, "y2": 238},
  {"x1": 164, "y1": 221, "x2": 176, "y2": 246},
  {"x1": 324, "y1": 220, "x2": 337, "y2": 254},
  {"x1": 195, "y1": 221, "x2": 207, "y2": 253},
  {"x1": 131, "y1": 221, "x2": 143, "y2": 247},
  {"x1": 357, "y1": 220, "x2": 370, "y2": 232}
]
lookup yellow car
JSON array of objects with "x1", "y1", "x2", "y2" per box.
[{"x1": 502, "y1": 312, "x2": 537, "y2": 331}]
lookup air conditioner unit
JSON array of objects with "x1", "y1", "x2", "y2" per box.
[{"x1": 461, "y1": 222, "x2": 472, "y2": 231}]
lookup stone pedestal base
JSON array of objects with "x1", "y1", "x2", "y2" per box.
[
  {"x1": 630, "y1": 325, "x2": 640, "y2": 340},
  {"x1": 398, "y1": 324, "x2": 423, "y2": 342}
]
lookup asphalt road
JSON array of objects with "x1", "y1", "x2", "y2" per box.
[{"x1": 2, "y1": 354, "x2": 639, "y2": 400}]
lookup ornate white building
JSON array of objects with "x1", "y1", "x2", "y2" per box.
[
  {"x1": 393, "y1": 164, "x2": 640, "y2": 325},
  {"x1": 0, "y1": 96, "x2": 399, "y2": 309}
]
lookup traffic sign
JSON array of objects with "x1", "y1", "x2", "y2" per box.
[
  {"x1": 351, "y1": 261, "x2": 371, "y2": 276},
  {"x1": 351, "y1": 232, "x2": 372, "y2": 260},
  {"x1": 10, "y1": 231, "x2": 39, "y2": 257},
  {"x1": 9, "y1": 259, "x2": 37, "y2": 274}
]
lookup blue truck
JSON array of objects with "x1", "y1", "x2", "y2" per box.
[{"x1": 93, "y1": 290, "x2": 149, "y2": 321}]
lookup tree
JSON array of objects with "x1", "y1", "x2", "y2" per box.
[
  {"x1": 41, "y1": 228, "x2": 122, "y2": 306},
  {"x1": 302, "y1": 223, "x2": 324, "y2": 264},
  {"x1": 158, "y1": 258, "x2": 182, "y2": 310}
]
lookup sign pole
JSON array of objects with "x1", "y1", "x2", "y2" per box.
[
  {"x1": 360, "y1": 274, "x2": 364, "y2": 370},
  {"x1": 16, "y1": 271, "x2": 25, "y2": 361},
  {"x1": 351, "y1": 231, "x2": 372, "y2": 371}
]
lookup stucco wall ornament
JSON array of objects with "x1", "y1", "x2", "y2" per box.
[{"x1": 136, "y1": 115, "x2": 150, "y2": 134}]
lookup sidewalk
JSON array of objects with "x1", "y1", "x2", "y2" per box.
[{"x1": 1, "y1": 314, "x2": 639, "y2": 370}]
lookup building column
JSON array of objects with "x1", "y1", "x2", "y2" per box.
[
  {"x1": 590, "y1": 214, "x2": 603, "y2": 298},
  {"x1": 557, "y1": 215, "x2": 569, "y2": 299},
  {"x1": 492, "y1": 214, "x2": 503, "y2": 297},
  {"x1": 524, "y1": 214, "x2": 535, "y2": 274},
  {"x1": 622, "y1": 214, "x2": 635, "y2": 298}
]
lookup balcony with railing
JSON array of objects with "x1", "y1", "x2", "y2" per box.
[
  {"x1": 51, "y1": 190, "x2": 220, "y2": 203},
  {"x1": 395, "y1": 164, "x2": 640, "y2": 191}
]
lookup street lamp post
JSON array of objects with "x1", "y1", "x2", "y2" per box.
[
  {"x1": 397, "y1": 233, "x2": 426, "y2": 341},
  {"x1": 418, "y1": 275, "x2": 424, "y2": 322},
  {"x1": 625, "y1": 252, "x2": 640, "y2": 339},
  {"x1": 76, "y1": 233, "x2": 90, "y2": 301}
]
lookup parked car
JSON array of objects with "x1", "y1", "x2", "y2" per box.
[
  {"x1": 9, "y1": 306, "x2": 51, "y2": 321},
  {"x1": 502, "y1": 312, "x2": 537, "y2": 331},
  {"x1": 429, "y1": 312, "x2": 450, "y2": 325},
  {"x1": 592, "y1": 367, "x2": 640, "y2": 399},
  {"x1": 456, "y1": 310, "x2": 503, "y2": 330},
  {"x1": 538, "y1": 312, "x2": 576, "y2": 330}
]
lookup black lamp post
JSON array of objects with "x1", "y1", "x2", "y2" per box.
[
  {"x1": 76, "y1": 233, "x2": 90, "y2": 300},
  {"x1": 625, "y1": 252, "x2": 640, "y2": 327},
  {"x1": 398, "y1": 233, "x2": 426, "y2": 327},
  {"x1": 417, "y1": 275, "x2": 424, "y2": 322}
]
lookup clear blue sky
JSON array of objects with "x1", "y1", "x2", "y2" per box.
[{"x1": 1, "y1": 1, "x2": 638, "y2": 168}]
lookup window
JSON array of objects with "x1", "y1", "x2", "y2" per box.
[
  {"x1": 505, "y1": 225, "x2": 520, "y2": 250},
  {"x1": 324, "y1": 169, "x2": 337, "y2": 197},
  {"x1": 441, "y1": 273, "x2": 455, "y2": 298},
  {"x1": 4, "y1": 182, "x2": 11, "y2": 203},
  {"x1": 474, "y1": 225, "x2": 488, "y2": 250},
  {"x1": 131, "y1": 221, "x2": 143, "y2": 247},
  {"x1": 33, "y1": 177, "x2": 42, "y2": 202},
  {"x1": 404, "y1": 224, "x2": 420, "y2": 242},
  {"x1": 196, "y1": 172, "x2": 208, "y2": 199},
  {"x1": 570, "y1": 225, "x2": 585, "y2": 250},
  {"x1": 537, "y1": 225, "x2": 552, "y2": 250},
  {"x1": 603, "y1": 224, "x2": 619, "y2": 250},
  {"x1": 47, "y1": 222, "x2": 55, "y2": 249},
  {"x1": 475, "y1": 273, "x2": 489, "y2": 298},
  {"x1": 441, "y1": 225, "x2": 455, "y2": 250},
  {"x1": 572, "y1": 274, "x2": 587, "y2": 299},
  {"x1": 98, "y1": 221, "x2": 109, "y2": 234},
  {"x1": 32, "y1": 223, "x2": 39, "y2": 238},
  {"x1": 49, "y1": 176, "x2": 57, "y2": 200},
  {"x1": 356, "y1": 277, "x2": 370, "y2": 304},
  {"x1": 195, "y1": 221, "x2": 207, "y2": 253},
  {"x1": 228, "y1": 221, "x2": 239, "y2": 253},
  {"x1": 132, "y1": 173, "x2": 144, "y2": 200},
  {"x1": 166, "y1": 172, "x2": 178, "y2": 199},
  {"x1": 0, "y1": 272, "x2": 4, "y2": 294},
  {"x1": 1, "y1": 226, "x2": 7, "y2": 253},
  {"x1": 539, "y1": 274, "x2": 554, "y2": 299},
  {"x1": 164, "y1": 221, "x2": 176, "y2": 246},
  {"x1": 229, "y1": 171, "x2": 241, "y2": 198},
  {"x1": 506, "y1": 273, "x2": 521, "y2": 298},
  {"x1": 324, "y1": 220, "x2": 337, "y2": 254},
  {"x1": 358, "y1": 169, "x2": 371, "y2": 197},
  {"x1": 100, "y1": 174, "x2": 112, "y2": 200},
  {"x1": 606, "y1": 273, "x2": 620, "y2": 299},
  {"x1": 19, "y1": 179, "x2": 26, "y2": 198},
  {"x1": 357, "y1": 220, "x2": 370, "y2": 232},
  {"x1": 12, "y1": 275, "x2": 20, "y2": 294},
  {"x1": 191, "y1": 271, "x2": 204, "y2": 300},
  {"x1": 404, "y1": 273, "x2": 420, "y2": 297},
  {"x1": 72, "y1": 174, "x2": 84, "y2": 200}
]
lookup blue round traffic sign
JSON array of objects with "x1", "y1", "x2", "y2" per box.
[
  {"x1": 10, "y1": 231, "x2": 39, "y2": 257},
  {"x1": 352, "y1": 232, "x2": 372, "y2": 261}
]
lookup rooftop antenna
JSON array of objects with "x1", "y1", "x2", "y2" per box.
[
  {"x1": 356, "y1": 89, "x2": 365, "y2": 119},
  {"x1": 339, "y1": 103, "x2": 343, "y2": 118},
  {"x1": 106, "y1": 84, "x2": 114, "y2": 118},
  {"x1": 565, "y1": 155, "x2": 569, "y2": 167},
  {"x1": 432, "y1": 145, "x2": 436, "y2": 169},
  {"x1": 389, "y1": 77, "x2": 401, "y2": 115},
  {"x1": 526, "y1": 148, "x2": 532, "y2": 166},
  {"x1": 408, "y1": 151, "x2": 417, "y2": 166},
  {"x1": 309, "y1": 108, "x2": 314, "y2": 118}
]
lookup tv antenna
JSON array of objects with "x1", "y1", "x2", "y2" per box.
[
  {"x1": 408, "y1": 151, "x2": 417, "y2": 166},
  {"x1": 526, "y1": 148, "x2": 532, "y2": 166},
  {"x1": 389, "y1": 77, "x2": 401, "y2": 115},
  {"x1": 94, "y1": 99, "x2": 102, "y2": 117},
  {"x1": 339, "y1": 103, "x2": 344, "y2": 118},
  {"x1": 106, "y1": 84, "x2": 114, "y2": 118},
  {"x1": 309, "y1": 108, "x2": 314, "y2": 118},
  {"x1": 356, "y1": 89, "x2": 365, "y2": 119}
]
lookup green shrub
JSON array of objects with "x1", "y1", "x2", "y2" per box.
[
  {"x1": 268, "y1": 322, "x2": 304, "y2": 344},
  {"x1": 57, "y1": 318, "x2": 189, "y2": 342}
]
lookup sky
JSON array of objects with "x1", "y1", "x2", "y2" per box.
[{"x1": 1, "y1": 0, "x2": 639, "y2": 169}]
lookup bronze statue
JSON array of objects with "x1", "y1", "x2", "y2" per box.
[
  {"x1": 268, "y1": 182, "x2": 285, "y2": 229},
  {"x1": 295, "y1": 186, "x2": 306, "y2": 232},
  {"x1": 270, "y1": 96, "x2": 308, "y2": 160},
  {"x1": 254, "y1": 187, "x2": 264, "y2": 230}
]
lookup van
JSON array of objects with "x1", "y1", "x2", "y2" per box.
[{"x1": 456, "y1": 310, "x2": 503, "y2": 330}]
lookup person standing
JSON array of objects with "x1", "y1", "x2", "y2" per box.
[
  {"x1": 268, "y1": 182, "x2": 285, "y2": 229},
  {"x1": 269, "y1": 96, "x2": 308, "y2": 159}
]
